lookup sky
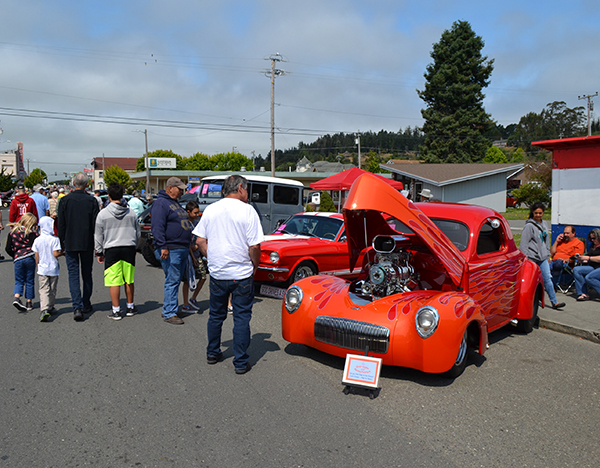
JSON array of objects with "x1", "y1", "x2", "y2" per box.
[{"x1": 0, "y1": 0, "x2": 598, "y2": 178}]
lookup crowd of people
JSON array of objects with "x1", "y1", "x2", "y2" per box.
[
  {"x1": 519, "y1": 202, "x2": 599, "y2": 308},
  {"x1": 3, "y1": 173, "x2": 262, "y2": 375}
]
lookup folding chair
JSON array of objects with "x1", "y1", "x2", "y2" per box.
[{"x1": 556, "y1": 262, "x2": 575, "y2": 294}]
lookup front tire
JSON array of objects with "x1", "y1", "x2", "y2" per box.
[
  {"x1": 517, "y1": 287, "x2": 540, "y2": 334},
  {"x1": 444, "y1": 330, "x2": 468, "y2": 379},
  {"x1": 288, "y1": 261, "x2": 317, "y2": 286}
]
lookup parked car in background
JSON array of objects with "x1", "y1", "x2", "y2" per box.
[
  {"x1": 1, "y1": 189, "x2": 14, "y2": 207},
  {"x1": 256, "y1": 212, "x2": 364, "y2": 285},
  {"x1": 506, "y1": 190, "x2": 519, "y2": 208},
  {"x1": 282, "y1": 173, "x2": 543, "y2": 378},
  {"x1": 195, "y1": 175, "x2": 305, "y2": 234}
]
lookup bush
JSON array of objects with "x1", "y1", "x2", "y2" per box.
[
  {"x1": 318, "y1": 191, "x2": 337, "y2": 212},
  {"x1": 512, "y1": 183, "x2": 550, "y2": 208}
]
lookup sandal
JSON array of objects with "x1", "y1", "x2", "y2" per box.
[{"x1": 576, "y1": 294, "x2": 589, "y2": 301}]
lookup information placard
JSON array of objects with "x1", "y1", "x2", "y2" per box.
[{"x1": 342, "y1": 354, "x2": 382, "y2": 389}]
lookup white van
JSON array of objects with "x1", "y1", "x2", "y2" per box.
[{"x1": 195, "y1": 175, "x2": 305, "y2": 234}]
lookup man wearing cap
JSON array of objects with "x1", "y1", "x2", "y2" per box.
[
  {"x1": 151, "y1": 177, "x2": 193, "y2": 324},
  {"x1": 9, "y1": 183, "x2": 39, "y2": 223},
  {"x1": 30, "y1": 185, "x2": 50, "y2": 221}
]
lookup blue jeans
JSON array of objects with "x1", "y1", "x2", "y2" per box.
[
  {"x1": 65, "y1": 250, "x2": 94, "y2": 311},
  {"x1": 573, "y1": 265, "x2": 600, "y2": 296},
  {"x1": 207, "y1": 276, "x2": 254, "y2": 369},
  {"x1": 14, "y1": 256, "x2": 36, "y2": 300},
  {"x1": 156, "y1": 248, "x2": 188, "y2": 319},
  {"x1": 534, "y1": 259, "x2": 558, "y2": 305},
  {"x1": 550, "y1": 259, "x2": 567, "y2": 287}
]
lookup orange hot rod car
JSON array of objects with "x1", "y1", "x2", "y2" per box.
[{"x1": 282, "y1": 173, "x2": 544, "y2": 378}]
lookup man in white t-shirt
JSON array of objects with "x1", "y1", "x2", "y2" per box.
[{"x1": 193, "y1": 175, "x2": 263, "y2": 375}]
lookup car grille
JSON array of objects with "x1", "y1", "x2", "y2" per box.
[{"x1": 314, "y1": 316, "x2": 390, "y2": 354}]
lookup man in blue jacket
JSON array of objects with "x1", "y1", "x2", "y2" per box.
[{"x1": 151, "y1": 177, "x2": 193, "y2": 324}]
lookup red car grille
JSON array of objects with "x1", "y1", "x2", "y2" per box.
[{"x1": 314, "y1": 316, "x2": 390, "y2": 354}]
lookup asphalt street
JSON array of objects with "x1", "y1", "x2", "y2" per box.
[{"x1": 1, "y1": 248, "x2": 599, "y2": 467}]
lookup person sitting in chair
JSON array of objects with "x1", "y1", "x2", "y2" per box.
[
  {"x1": 573, "y1": 229, "x2": 600, "y2": 301},
  {"x1": 550, "y1": 225, "x2": 584, "y2": 288}
]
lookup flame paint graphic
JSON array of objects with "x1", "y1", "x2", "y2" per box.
[{"x1": 311, "y1": 277, "x2": 349, "y2": 310}]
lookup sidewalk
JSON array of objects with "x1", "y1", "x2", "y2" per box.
[{"x1": 538, "y1": 290, "x2": 600, "y2": 344}]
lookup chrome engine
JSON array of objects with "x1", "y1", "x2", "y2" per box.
[{"x1": 353, "y1": 235, "x2": 418, "y2": 300}]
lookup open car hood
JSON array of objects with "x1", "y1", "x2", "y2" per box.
[{"x1": 343, "y1": 173, "x2": 466, "y2": 288}]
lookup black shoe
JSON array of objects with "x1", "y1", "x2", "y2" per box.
[
  {"x1": 207, "y1": 353, "x2": 223, "y2": 365},
  {"x1": 40, "y1": 310, "x2": 51, "y2": 322},
  {"x1": 74, "y1": 309, "x2": 84, "y2": 321},
  {"x1": 83, "y1": 305, "x2": 94, "y2": 313},
  {"x1": 551, "y1": 302, "x2": 566, "y2": 309},
  {"x1": 13, "y1": 298, "x2": 27, "y2": 312},
  {"x1": 235, "y1": 363, "x2": 252, "y2": 375},
  {"x1": 125, "y1": 305, "x2": 138, "y2": 317},
  {"x1": 48, "y1": 307, "x2": 57, "y2": 315}
]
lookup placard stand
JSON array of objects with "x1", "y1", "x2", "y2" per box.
[{"x1": 341, "y1": 346, "x2": 382, "y2": 399}]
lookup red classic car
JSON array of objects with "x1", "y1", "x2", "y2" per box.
[
  {"x1": 282, "y1": 173, "x2": 544, "y2": 378},
  {"x1": 256, "y1": 212, "x2": 363, "y2": 285}
]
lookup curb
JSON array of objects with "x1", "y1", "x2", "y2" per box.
[{"x1": 539, "y1": 317, "x2": 600, "y2": 345}]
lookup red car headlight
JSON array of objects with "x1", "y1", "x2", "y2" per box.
[
  {"x1": 415, "y1": 306, "x2": 439, "y2": 339},
  {"x1": 284, "y1": 286, "x2": 303, "y2": 313},
  {"x1": 269, "y1": 251, "x2": 280, "y2": 264}
]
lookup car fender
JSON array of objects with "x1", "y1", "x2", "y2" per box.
[
  {"x1": 387, "y1": 291, "x2": 488, "y2": 373},
  {"x1": 515, "y1": 258, "x2": 544, "y2": 319}
]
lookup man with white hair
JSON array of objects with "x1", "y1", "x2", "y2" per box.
[{"x1": 57, "y1": 173, "x2": 100, "y2": 321}]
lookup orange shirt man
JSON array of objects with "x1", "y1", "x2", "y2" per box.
[{"x1": 550, "y1": 225, "x2": 584, "y2": 286}]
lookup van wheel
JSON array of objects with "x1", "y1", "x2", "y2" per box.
[
  {"x1": 140, "y1": 239, "x2": 161, "y2": 267},
  {"x1": 289, "y1": 261, "x2": 317, "y2": 285}
]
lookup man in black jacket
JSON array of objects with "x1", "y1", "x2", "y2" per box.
[{"x1": 58, "y1": 173, "x2": 100, "y2": 321}]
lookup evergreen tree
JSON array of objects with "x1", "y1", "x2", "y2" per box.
[{"x1": 417, "y1": 20, "x2": 494, "y2": 163}]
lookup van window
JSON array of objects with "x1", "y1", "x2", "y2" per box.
[
  {"x1": 273, "y1": 185, "x2": 300, "y2": 205},
  {"x1": 250, "y1": 183, "x2": 268, "y2": 204},
  {"x1": 199, "y1": 181, "x2": 223, "y2": 199}
]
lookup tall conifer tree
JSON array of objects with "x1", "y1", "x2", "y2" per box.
[{"x1": 417, "y1": 21, "x2": 494, "y2": 163}]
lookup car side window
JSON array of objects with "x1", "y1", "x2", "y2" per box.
[
  {"x1": 431, "y1": 219, "x2": 469, "y2": 251},
  {"x1": 273, "y1": 185, "x2": 299, "y2": 205},
  {"x1": 477, "y1": 220, "x2": 503, "y2": 255},
  {"x1": 250, "y1": 183, "x2": 268, "y2": 204}
]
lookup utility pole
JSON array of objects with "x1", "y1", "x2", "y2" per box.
[
  {"x1": 263, "y1": 53, "x2": 287, "y2": 177},
  {"x1": 144, "y1": 129, "x2": 149, "y2": 194},
  {"x1": 355, "y1": 132, "x2": 361, "y2": 169},
  {"x1": 578, "y1": 92, "x2": 598, "y2": 136}
]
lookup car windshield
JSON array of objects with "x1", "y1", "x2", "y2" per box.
[
  {"x1": 274, "y1": 215, "x2": 343, "y2": 240},
  {"x1": 198, "y1": 180, "x2": 224, "y2": 199}
]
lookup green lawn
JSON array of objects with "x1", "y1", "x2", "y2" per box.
[{"x1": 503, "y1": 208, "x2": 530, "y2": 220}]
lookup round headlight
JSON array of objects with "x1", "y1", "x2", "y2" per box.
[
  {"x1": 415, "y1": 306, "x2": 439, "y2": 338},
  {"x1": 284, "y1": 285, "x2": 303, "y2": 313},
  {"x1": 270, "y1": 251, "x2": 280, "y2": 263}
]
